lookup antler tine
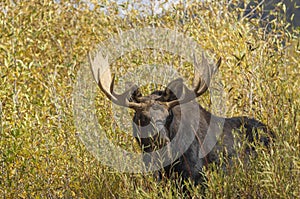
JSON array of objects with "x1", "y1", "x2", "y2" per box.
[
  {"x1": 88, "y1": 52, "x2": 120, "y2": 104},
  {"x1": 193, "y1": 52, "x2": 222, "y2": 97},
  {"x1": 88, "y1": 52, "x2": 99, "y2": 84},
  {"x1": 88, "y1": 52, "x2": 143, "y2": 109},
  {"x1": 193, "y1": 53, "x2": 209, "y2": 96},
  {"x1": 166, "y1": 53, "x2": 221, "y2": 109}
]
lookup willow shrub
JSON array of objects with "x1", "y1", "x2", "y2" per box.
[{"x1": 0, "y1": 0, "x2": 299, "y2": 198}]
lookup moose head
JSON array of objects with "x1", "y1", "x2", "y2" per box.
[{"x1": 88, "y1": 52, "x2": 221, "y2": 151}]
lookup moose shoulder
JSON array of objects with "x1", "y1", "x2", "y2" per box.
[{"x1": 88, "y1": 52, "x2": 274, "y2": 187}]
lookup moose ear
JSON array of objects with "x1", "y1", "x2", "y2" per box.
[
  {"x1": 130, "y1": 88, "x2": 142, "y2": 102},
  {"x1": 125, "y1": 82, "x2": 142, "y2": 102},
  {"x1": 162, "y1": 78, "x2": 184, "y2": 101}
]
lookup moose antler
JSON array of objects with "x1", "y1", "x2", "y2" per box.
[
  {"x1": 89, "y1": 51, "x2": 221, "y2": 110},
  {"x1": 88, "y1": 52, "x2": 143, "y2": 109},
  {"x1": 166, "y1": 53, "x2": 221, "y2": 108}
]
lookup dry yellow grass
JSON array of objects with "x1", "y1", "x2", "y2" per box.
[{"x1": 0, "y1": 0, "x2": 299, "y2": 198}]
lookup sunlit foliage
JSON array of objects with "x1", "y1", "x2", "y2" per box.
[{"x1": 0, "y1": 0, "x2": 299, "y2": 198}]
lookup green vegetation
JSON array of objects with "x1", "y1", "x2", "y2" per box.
[{"x1": 0, "y1": 0, "x2": 299, "y2": 198}]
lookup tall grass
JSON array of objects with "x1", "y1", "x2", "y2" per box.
[{"x1": 0, "y1": 0, "x2": 299, "y2": 198}]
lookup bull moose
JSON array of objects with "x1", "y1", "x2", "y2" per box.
[{"x1": 88, "y1": 52, "x2": 274, "y2": 189}]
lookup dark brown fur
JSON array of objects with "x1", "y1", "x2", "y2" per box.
[{"x1": 131, "y1": 79, "x2": 274, "y2": 187}]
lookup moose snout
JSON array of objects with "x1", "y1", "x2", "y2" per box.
[
  {"x1": 155, "y1": 120, "x2": 166, "y2": 126},
  {"x1": 155, "y1": 122, "x2": 170, "y2": 144}
]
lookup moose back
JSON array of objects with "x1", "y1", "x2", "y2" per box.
[{"x1": 88, "y1": 52, "x2": 274, "y2": 186}]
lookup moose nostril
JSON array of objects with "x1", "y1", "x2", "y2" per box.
[{"x1": 156, "y1": 120, "x2": 165, "y2": 125}]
